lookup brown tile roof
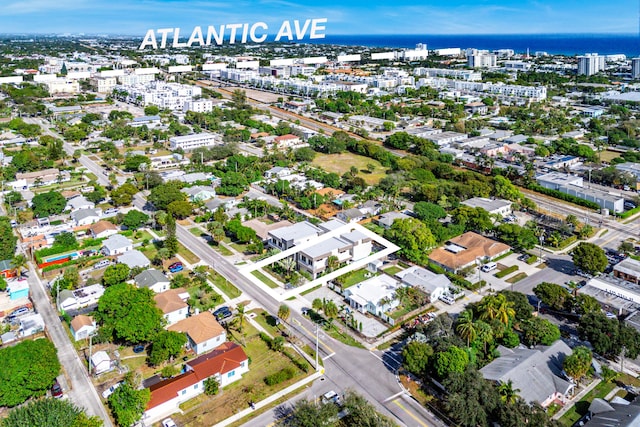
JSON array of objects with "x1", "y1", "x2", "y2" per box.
[
  {"x1": 89, "y1": 221, "x2": 117, "y2": 236},
  {"x1": 315, "y1": 188, "x2": 344, "y2": 197},
  {"x1": 146, "y1": 342, "x2": 247, "y2": 410},
  {"x1": 168, "y1": 312, "x2": 224, "y2": 344},
  {"x1": 428, "y1": 232, "x2": 511, "y2": 270},
  {"x1": 70, "y1": 315, "x2": 94, "y2": 331},
  {"x1": 154, "y1": 288, "x2": 188, "y2": 314}
]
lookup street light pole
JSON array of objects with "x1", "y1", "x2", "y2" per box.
[{"x1": 315, "y1": 323, "x2": 319, "y2": 372}]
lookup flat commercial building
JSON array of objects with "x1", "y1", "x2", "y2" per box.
[
  {"x1": 536, "y1": 172, "x2": 624, "y2": 213},
  {"x1": 169, "y1": 133, "x2": 220, "y2": 151}
]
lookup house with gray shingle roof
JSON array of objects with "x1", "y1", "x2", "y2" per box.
[
  {"x1": 135, "y1": 269, "x2": 170, "y2": 293},
  {"x1": 479, "y1": 341, "x2": 574, "y2": 408}
]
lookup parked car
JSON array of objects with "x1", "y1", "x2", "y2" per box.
[
  {"x1": 51, "y1": 380, "x2": 63, "y2": 398},
  {"x1": 213, "y1": 306, "x2": 233, "y2": 320},
  {"x1": 169, "y1": 263, "x2": 184, "y2": 273},
  {"x1": 102, "y1": 382, "x2": 122, "y2": 399},
  {"x1": 162, "y1": 419, "x2": 178, "y2": 427},
  {"x1": 104, "y1": 208, "x2": 119, "y2": 215},
  {"x1": 517, "y1": 254, "x2": 530, "y2": 262},
  {"x1": 322, "y1": 390, "x2": 341, "y2": 406},
  {"x1": 7, "y1": 307, "x2": 31, "y2": 320},
  {"x1": 132, "y1": 344, "x2": 145, "y2": 354}
]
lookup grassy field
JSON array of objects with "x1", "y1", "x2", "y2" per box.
[
  {"x1": 506, "y1": 272, "x2": 528, "y2": 283},
  {"x1": 600, "y1": 150, "x2": 621, "y2": 163},
  {"x1": 178, "y1": 243, "x2": 201, "y2": 264},
  {"x1": 312, "y1": 152, "x2": 388, "y2": 185},
  {"x1": 209, "y1": 271, "x2": 242, "y2": 299},
  {"x1": 249, "y1": 308, "x2": 282, "y2": 337},
  {"x1": 252, "y1": 270, "x2": 280, "y2": 288},
  {"x1": 383, "y1": 265, "x2": 403, "y2": 276}
]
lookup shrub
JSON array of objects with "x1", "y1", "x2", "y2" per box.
[
  {"x1": 264, "y1": 366, "x2": 296, "y2": 386},
  {"x1": 495, "y1": 265, "x2": 519, "y2": 278}
]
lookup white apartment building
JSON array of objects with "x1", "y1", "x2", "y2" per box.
[
  {"x1": 118, "y1": 73, "x2": 155, "y2": 86},
  {"x1": 114, "y1": 81, "x2": 202, "y2": 111},
  {"x1": 577, "y1": 53, "x2": 605, "y2": 76},
  {"x1": 632, "y1": 58, "x2": 640, "y2": 79},
  {"x1": 467, "y1": 49, "x2": 497, "y2": 68},
  {"x1": 414, "y1": 67, "x2": 482, "y2": 81},
  {"x1": 45, "y1": 79, "x2": 80, "y2": 94},
  {"x1": 183, "y1": 99, "x2": 214, "y2": 113},
  {"x1": 169, "y1": 133, "x2": 220, "y2": 151},
  {"x1": 91, "y1": 76, "x2": 117, "y2": 93}
]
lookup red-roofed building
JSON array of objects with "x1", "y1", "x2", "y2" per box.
[
  {"x1": 274, "y1": 134, "x2": 301, "y2": 147},
  {"x1": 143, "y1": 342, "x2": 249, "y2": 423}
]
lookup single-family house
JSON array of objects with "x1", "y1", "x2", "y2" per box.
[
  {"x1": 335, "y1": 208, "x2": 365, "y2": 223},
  {"x1": 429, "y1": 232, "x2": 511, "y2": 273},
  {"x1": 117, "y1": 250, "x2": 151, "y2": 269},
  {"x1": 274, "y1": 134, "x2": 302, "y2": 147},
  {"x1": 102, "y1": 234, "x2": 133, "y2": 256},
  {"x1": 71, "y1": 208, "x2": 102, "y2": 227},
  {"x1": 70, "y1": 315, "x2": 97, "y2": 341},
  {"x1": 7, "y1": 279, "x2": 29, "y2": 300},
  {"x1": 168, "y1": 312, "x2": 227, "y2": 355},
  {"x1": 343, "y1": 275, "x2": 402, "y2": 317},
  {"x1": 395, "y1": 266, "x2": 451, "y2": 302},
  {"x1": 181, "y1": 186, "x2": 216, "y2": 202},
  {"x1": 19, "y1": 313, "x2": 45, "y2": 337},
  {"x1": 359, "y1": 200, "x2": 383, "y2": 217},
  {"x1": 297, "y1": 229, "x2": 372, "y2": 279},
  {"x1": 143, "y1": 342, "x2": 248, "y2": 423},
  {"x1": 66, "y1": 195, "x2": 95, "y2": 212},
  {"x1": 376, "y1": 212, "x2": 411, "y2": 229},
  {"x1": 89, "y1": 221, "x2": 118, "y2": 239},
  {"x1": 58, "y1": 284, "x2": 105, "y2": 313},
  {"x1": 264, "y1": 166, "x2": 293, "y2": 179},
  {"x1": 91, "y1": 350, "x2": 112, "y2": 375},
  {"x1": 135, "y1": 269, "x2": 170, "y2": 294},
  {"x1": 154, "y1": 288, "x2": 189, "y2": 325},
  {"x1": 479, "y1": 341, "x2": 574, "y2": 408},
  {"x1": 0, "y1": 259, "x2": 16, "y2": 279},
  {"x1": 585, "y1": 396, "x2": 640, "y2": 426}
]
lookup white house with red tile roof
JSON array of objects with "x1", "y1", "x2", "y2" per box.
[
  {"x1": 167, "y1": 311, "x2": 226, "y2": 354},
  {"x1": 142, "y1": 342, "x2": 248, "y2": 424}
]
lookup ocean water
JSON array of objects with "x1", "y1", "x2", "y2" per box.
[{"x1": 309, "y1": 33, "x2": 640, "y2": 57}]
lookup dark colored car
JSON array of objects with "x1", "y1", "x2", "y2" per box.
[
  {"x1": 51, "y1": 381, "x2": 63, "y2": 398},
  {"x1": 133, "y1": 345, "x2": 145, "y2": 354},
  {"x1": 213, "y1": 306, "x2": 233, "y2": 320}
]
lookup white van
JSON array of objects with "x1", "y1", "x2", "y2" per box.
[
  {"x1": 94, "y1": 259, "x2": 111, "y2": 270},
  {"x1": 439, "y1": 294, "x2": 455, "y2": 305},
  {"x1": 481, "y1": 262, "x2": 497, "y2": 273}
]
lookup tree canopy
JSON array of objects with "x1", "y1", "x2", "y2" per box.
[
  {"x1": 148, "y1": 331, "x2": 186, "y2": 366},
  {"x1": 102, "y1": 263, "x2": 131, "y2": 287},
  {"x1": 572, "y1": 242, "x2": 608, "y2": 275},
  {"x1": 148, "y1": 181, "x2": 186, "y2": 211},
  {"x1": 108, "y1": 379, "x2": 150, "y2": 427},
  {"x1": 2, "y1": 398, "x2": 101, "y2": 427},
  {"x1": 122, "y1": 209, "x2": 149, "y2": 229},
  {"x1": 32, "y1": 191, "x2": 66, "y2": 217},
  {"x1": 96, "y1": 283, "x2": 164, "y2": 344},
  {"x1": 0, "y1": 217, "x2": 17, "y2": 260},
  {"x1": 0, "y1": 339, "x2": 61, "y2": 407}
]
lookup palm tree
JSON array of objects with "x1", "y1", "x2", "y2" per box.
[
  {"x1": 278, "y1": 257, "x2": 297, "y2": 279},
  {"x1": 326, "y1": 255, "x2": 339, "y2": 273},
  {"x1": 478, "y1": 295, "x2": 499, "y2": 321},
  {"x1": 475, "y1": 320, "x2": 493, "y2": 353},
  {"x1": 11, "y1": 254, "x2": 28, "y2": 278},
  {"x1": 277, "y1": 304, "x2": 290, "y2": 324},
  {"x1": 236, "y1": 304, "x2": 246, "y2": 333},
  {"x1": 498, "y1": 380, "x2": 520, "y2": 405},
  {"x1": 495, "y1": 294, "x2": 516, "y2": 326},
  {"x1": 456, "y1": 310, "x2": 477, "y2": 348}
]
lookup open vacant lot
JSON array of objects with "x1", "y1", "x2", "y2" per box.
[{"x1": 312, "y1": 152, "x2": 388, "y2": 185}]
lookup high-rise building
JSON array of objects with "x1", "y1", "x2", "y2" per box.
[
  {"x1": 466, "y1": 49, "x2": 497, "y2": 68},
  {"x1": 577, "y1": 53, "x2": 604, "y2": 76},
  {"x1": 632, "y1": 58, "x2": 640, "y2": 79}
]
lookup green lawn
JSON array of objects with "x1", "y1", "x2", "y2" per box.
[
  {"x1": 383, "y1": 265, "x2": 403, "y2": 276},
  {"x1": 252, "y1": 270, "x2": 279, "y2": 288},
  {"x1": 325, "y1": 324, "x2": 365, "y2": 348},
  {"x1": 337, "y1": 268, "x2": 377, "y2": 289},
  {"x1": 177, "y1": 243, "x2": 200, "y2": 264},
  {"x1": 559, "y1": 381, "x2": 616, "y2": 427},
  {"x1": 212, "y1": 243, "x2": 233, "y2": 256},
  {"x1": 189, "y1": 228, "x2": 207, "y2": 238},
  {"x1": 249, "y1": 309, "x2": 282, "y2": 336},
  {"x1": 209, "y1": 272, "x2": 242, "y2": 299},
  {"x1": 312, "y1": 152, "x2": 389, "y2": 185}
]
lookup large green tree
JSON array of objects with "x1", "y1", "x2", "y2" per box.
[
  {"x1": 402, "y1": 341, "x2": 433, "y2": 378},
  {"x1": 384, "y1": 218, "x2": 436, "y2": 264},
  {"x1": 571, "y1": 242, "x2": 608, "y2": 275},
  {"x1": 434, "y1": 346, "x2": 469, "y2": 379},
  {"x1": 0, "y1": 217, "x2": 18, "y2": 261},
  {"x1": 2, "y1": 398, "x2": 102, "y2": 427},
  {"x1": 521, "y1": 317, "x2": 560, "y2": 346},
  {"x1": 108, "y1": 380, "x2": 150, "y2": 427},
  {"x1": 96, "y1": 283, "x2": 164, "y2": 344},
  {"x1": 102, "y1": 264, "x2": 131, "y2": 287},
  {"x1": 0, "y1": 339, "x2": 61, "y2": 407},
  {"x1": 563, "y1": 346, "x2": 592, "y2": 382},
  {"x1": 148, "y1": 331, "x2": 187, "y2": 366},
  {"x1": 149, "y1": 181, "x2": 186, "y2": 211},
  {"x1": 110, "y1": 183, "x2": 138, "y2": 206},
  {"x1": 533, "y1": 282, "x2": 573, "y2": 311},
  {"x1": 122, "y1": 210, "x2": 149, "y2": 229},
  {"x1": 32, "y1": 191, "x2": 66, "y2": 217}
]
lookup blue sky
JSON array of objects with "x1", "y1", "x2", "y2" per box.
[{"x1": 0, "y1": 0, "x2": 637, "y2": 36}]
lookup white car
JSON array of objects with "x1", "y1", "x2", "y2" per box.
[
  {"x1": 162, "y1": 419, "x2": 178, "y2": 427},
  {"x1": 102, "y1": 382, "x2": 121, "y2": 399}
]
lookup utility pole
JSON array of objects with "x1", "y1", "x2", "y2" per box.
[{"x1": 315, "y1": 323, "x2": 319, "y2": 372}]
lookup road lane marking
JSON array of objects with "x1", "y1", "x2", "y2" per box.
[
  {"x1": 383, "y1": 391, "x2": 405, "y2": 402},
  {"x1": 322, "y1": 352, "x2": 336, "y2": 361},
  {"x1": 293, "y1": 319, "x2": 335, "y2": 353},
  {"x1": 391, "y1": 399, "x2": 430, "y2": 427},
  {"x1": 369, "y1": 350, "x2": 399, "y2": 372}
]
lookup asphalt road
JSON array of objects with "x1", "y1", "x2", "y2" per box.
[{"x1": 27, "y1": 263, "x2": 113, "y2": 426}]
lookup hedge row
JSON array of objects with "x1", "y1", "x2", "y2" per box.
[
  {"x1": 527, "y1": 183, "x2": 600, "y2": 210},
  {"x1": 495, "y1": 265, "x2": 519, "y2": 278},
  {"x1": 264, "y1": 366, "x2": 296, "y2": 386}
]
